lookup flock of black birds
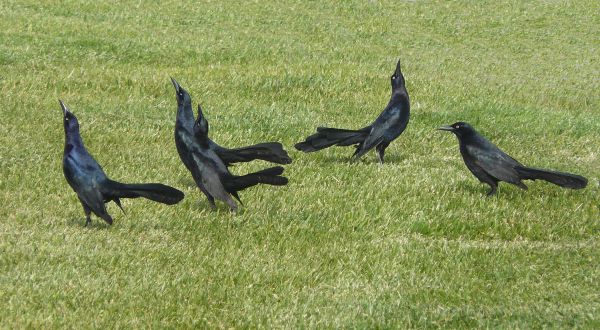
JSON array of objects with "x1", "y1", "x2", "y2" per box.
[{"x1": 60, "y1": 59, "x2": 588, "y2": 226}]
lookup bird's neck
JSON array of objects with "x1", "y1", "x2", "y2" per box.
[
  {"x1": 64, "y1": 129, "x2": 84, "y2": 151},
  {"x1": 390, "y1": 89, "x2": 410, "y2": 109},
  {"x1": 391, "y1": 87, "x2": 408, "y2": 99},
  {"x1": 457, "y1": 131, "x2": 480, "y2": 147},
  {"x1": 176, "y1": 104, "x2": 195, "y2": 129}
]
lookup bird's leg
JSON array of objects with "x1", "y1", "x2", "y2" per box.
[
  {"x1": 376, "y1": 142, "x2": 389, "y2": 165},
  {"x1": 207, "y1": 196, "x2": 217, "y2": 211},
  {"x1": 223, "y1": 196, "x2": 238, "y2": 214},
  {"x1": 486, "y1": 183, "x2": 498, "y2": 197},
  {"x1": 376, "y1": 147, "x2": 385, "y2": 164},
  {"x1": 79, "y1": 200, "x2": 92, "y2": 227}
]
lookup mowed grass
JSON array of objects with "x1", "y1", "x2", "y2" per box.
[{"x1": 1, "y1": 0, "x2": 599, "y2": 327}]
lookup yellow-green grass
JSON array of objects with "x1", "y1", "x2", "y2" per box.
[{"x1": 1, "y1": 0, "x2": 598, "y2": 327}]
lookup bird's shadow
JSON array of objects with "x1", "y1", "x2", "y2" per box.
[
  {"x1": 178, "y1": 177, "x2": 197, "y2": 188},
  {"x1": 187, "y1": 199, "x2": 248, "y2": 217},
  {"x1": 457, "y1": 181, "x2": 532, "y2": 199},
  {"x1": 314, "y1": 153, "x2": 406, "y2": 165},
  {"x1": 65, "y1": 217, "x2": 111, "y2": 229}
]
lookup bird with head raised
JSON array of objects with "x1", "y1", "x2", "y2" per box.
[
  {"x1": 295, "y1": 58, "x2": 410, "y2": 164},
  {"x1": 59, "y1": 100, "x2": 184, "y2": 226},
  {"x1": 170, "y1": 80, "x2": 289, "y2": 211}
]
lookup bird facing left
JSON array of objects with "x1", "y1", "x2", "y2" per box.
[{"x1": 59, "y1": 100, "x2": 185, "y2": 226}]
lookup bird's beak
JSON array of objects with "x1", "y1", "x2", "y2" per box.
[
  {"x1": 437, "y1": 125, "x2": 454, "y2": 132},
  {"x1": 170, "y1": 77, "x2": 180, "y2": 93},
  {"x1": 395, "y1": 58, "x2": 402, "y2": 75},
  {"x1": 58, "y1": 99, "x2": 69, "y2": 117}
]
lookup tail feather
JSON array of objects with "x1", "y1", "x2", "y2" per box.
[
  {"x1": 105, "y1": 181, "x2": 185, "y2": 205},
  {"x1": 218, "y1": 142, "x2": 292, "y2": 165},
  {"x1": 295, "y1": 126, "x2": 370, "y2": 152},
  {"x1": 515, "y1": 166, "x2": 588, "y2": 189},
  {"x1": 223, "y1": 166, "x2": 288, "y2": 193}
]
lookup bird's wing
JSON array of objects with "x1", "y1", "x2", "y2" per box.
[
  {"x1": 466, "y1": 144, "x2": 522, "y2": 184},
  {"x1": 355, "y1": 110, "x2": 400, "y2": 157},
  {"x1": 78, "y1": 183, "x2": 109, "y2": 216},
  {"x1": 188, "y1": 144, "x2": 231, "y2": 201}
]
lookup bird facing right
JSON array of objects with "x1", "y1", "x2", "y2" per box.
[{"x1": 438, "y1": 122, "x2": 588, "y2": 196}]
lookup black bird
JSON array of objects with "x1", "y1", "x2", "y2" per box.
[
  {"x1": 295, "y1": 59, "x2": 410, "y2": 164},
  {"x1": 438, "y1": 122, "x2": 588, "y2": 196},
  {"x1": 60, "y1": 101, "x2": 184, "y2": 226},
  {"x1": 170, "y1": 78, "x2": 291, "y2": 166},
  {"x1": 194, "y1": 105, "x2": 288, "y2": 211},
  {"x1": 170, "y1": 81, "x2": 288, "y2": 211},
  {"x1": 172, "y1": 77, "x2": 216, "y2": 208}
]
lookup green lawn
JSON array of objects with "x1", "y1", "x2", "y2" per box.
[{"x1": 1, "y1": 0, "x2": 599, "y2": 328}]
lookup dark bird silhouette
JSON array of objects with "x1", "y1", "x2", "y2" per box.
[
  {"x1": 438, "y1": 122, "x2": 588, "y2": 196},
  {"x1": 170, "y1": 80, "x2": 288, "y2": 211},
  {"x1": 295, "y1": 59, "x2": 410, "y2": 164},
  {"x1": 194, "y1": 105, "x2": 288, "y2": 211},
  {"x1": 59, "y1": 101, "x2": 184, "y2": 226},
  {"x1": 171, "y1": 77, "x2": 216, "y2": 207},
  {"x1": 170, "y1": 78, "x2": 291, "y2": 166}
]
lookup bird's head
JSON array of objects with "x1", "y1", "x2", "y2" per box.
[
  {"x1": 59, "y1": 100, "x2": 80, "y2": 133},
  {"x1": 437, "y1": 121, "x2": 476, "y2": 137},
  {"x1": 390, "y1": 58, "x2": 406, "y2": 91},
  {"x1": 193, "y1": 104, "x2": 209, "y2": 139},
  {"x1": 170, "y1": 77, "x2": 191, "y2": 107}
]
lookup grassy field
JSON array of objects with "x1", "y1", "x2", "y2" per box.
[{"x1": 1, "y1": 0, "x2": 599, "y2": 327}]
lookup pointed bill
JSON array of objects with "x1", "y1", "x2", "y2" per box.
[
  {"x1": 395, "y1": 58, "x2": 402, "y2": 76},
  {"x1": 58, "y1": 99, "x2": 70, "y2": 117},
  {"x1": 437, "y1": 125, "x2": 455, "y2": 132},
  {"x1": 170, "y1": 77, "x2": 180, "y2": 92}
]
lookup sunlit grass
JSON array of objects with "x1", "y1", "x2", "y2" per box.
[{"x1": 0, "y1": 0, "x2": 598, "y2": 327}]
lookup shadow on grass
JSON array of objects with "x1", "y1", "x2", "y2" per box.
[
  {"x1": 187, "y1": 198, "x2": 247, "y2": 217},
  {"x1": 455, "y1": 180, "x2": 533, "y2": 199},
  {"x1": 178, "y1": 177, "x2": 196, "y2": 188},
  {"x1": 65, "y1": 217, "x2": 112, "y2": 229},
  {"x1": 314, "y1": 152, "x2": 407, "y2": 165}
]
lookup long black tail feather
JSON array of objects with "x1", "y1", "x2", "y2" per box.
[
  {"x1": 105, "y1": 181, "x2": 185, "y2": 205},
  {"x1": 218, "y1": 142, "x2": 292, "y2": 165},
  {"x1": 515, "y1": 166, "x2": 588, "y2": 189},
  {"x1": 223, "y1": 166, "x2": 288, "y2": 193},
  {"x1": 295, "y1": 126, "x2": 370, "y2": 152}
]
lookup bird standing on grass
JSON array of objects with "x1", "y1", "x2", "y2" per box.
[
  {"x1": 170, "y1": 78, "x2": 291, "y2": 166},
  {"x1": 295, "y1": 59, "x2": 410, "y2": 164},
  {"x1": 171, "y1": 80, "x2": 288, "y2": 211},
  {"x1": 438, "y1": 122, "x2": 588, "y2": 196},
  {"x1": 59, "y1": 100, "x2": 184, "y2": 226}
]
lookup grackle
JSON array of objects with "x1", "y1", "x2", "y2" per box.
[
  {"x1": 295, "y1": 59, "x2": 410, "y2": 164},
  {"x1": 171, "y1": 81, "x2": 288, "y2": 211},
  {"x1": 60, "y1": 100, "x2": 184, "y2": 226},
  {"x1": 170, "y1": 78, "x2": 291, "y2": 166},
  {"x1": 438, "y1": 122, "x2": 588, "y2": 196}
]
